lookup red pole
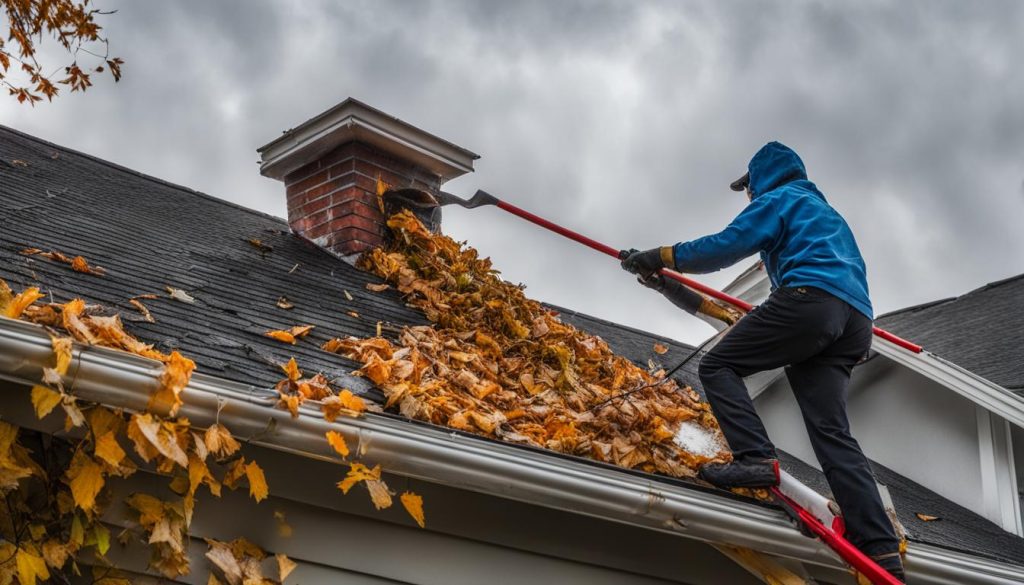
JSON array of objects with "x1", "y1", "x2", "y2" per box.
[{"x1": 494, "y1": 199, "x2": 923, "y2": 355}]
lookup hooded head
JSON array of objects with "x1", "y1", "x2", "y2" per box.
[{"x1": 729, "y1": 141, "x2": 808, "y2": 199}]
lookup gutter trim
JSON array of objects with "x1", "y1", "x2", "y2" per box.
[{"x1": 1, "y1": 318, "x2": 1022, "y2": 584}]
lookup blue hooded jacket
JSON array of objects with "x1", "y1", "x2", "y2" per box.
[{"x1": 671, "y1": 142, "x2": 873, "y2": 319}]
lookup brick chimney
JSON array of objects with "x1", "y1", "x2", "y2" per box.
[{"x1": 258, "y1": 98, "x2": 478, "y2": 256}]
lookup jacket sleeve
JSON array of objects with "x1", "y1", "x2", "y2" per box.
[{"x1": 671, "y1": 195, "x2": 782, "y2": 274}]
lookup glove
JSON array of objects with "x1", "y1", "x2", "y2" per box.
[{"x1": 620, "y1": 246, "x2": 674, "y2": 277}]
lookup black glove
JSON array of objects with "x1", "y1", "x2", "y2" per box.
[
  {"x1": 638, "y1": 272, "x2": 703, "y2": 314},
  {"x1": 620, "y1": 247, "x2": 671, "y2": 277}
]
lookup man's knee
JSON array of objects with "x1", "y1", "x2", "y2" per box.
[{"x1": 698, "y1": 352, "x2": 728, "y2": 384}]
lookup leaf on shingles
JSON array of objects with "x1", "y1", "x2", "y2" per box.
[
  {"x1": 288, "y1": 324, "x2": 315, "y2": 338},
  {"x1": 346, "y1": 310, "x2": 359, "y2": 319},
  {"x1": 366, "y1": 283, "x2": 389, "y2": 292},
  {"x1": 165, "y1": 286, "x2": 195, "y2": 304},
  {"x1": 916, "y1": 513, "x2": 940, "y2": 522},
  {"x1": 343, "y1": 289, "x2": 353, "y2": 301},
  {"x1": 65, "y1": 449, "x2": 105, "y2": 512},
  {"x1": 653, "y1": 343, "x2": 668, "y2": 355},
  {"x1": 276, "y1": 296, "x2": 294, "y2": 310},
  {"x1": 70, "y1": 255, "x2": 105, "y2": 275},
  {"x1": 244, "y1": 461, "x2": 269, "y2": 503},
  {"x1": 325, "y1": 431, "x2": 349, "y2": 458},
  {"x1": 265, "y1": 330, "x2": 296, "y2": 344},
  {"x1": 400, "y1": 491, "x2": 425, "y2": 528},
  {"x1": 128, "y1": 298, "x2": 155, "y2": 322},
  {"x1": 247, "y1": 238, "x2": 273, "y2": 254}
]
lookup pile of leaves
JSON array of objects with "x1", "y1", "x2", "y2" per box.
[{"x1": 324, "y1": 209, "x2": 730, "y2": 478}]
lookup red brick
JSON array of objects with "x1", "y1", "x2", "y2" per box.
[
  {"x1": 283, "y1": 159, "x2": 322, "y2": 185},
  {"x1": 285, "y1": 169, "x2": 329, "y2": 195}
]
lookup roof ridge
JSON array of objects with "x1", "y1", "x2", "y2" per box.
[
  {"x1": 0, "y1": 123, "x2": 290, "y2": 228},
  {"x1": 877, "y1": 271, "x2": 1024, "y2": 320}
]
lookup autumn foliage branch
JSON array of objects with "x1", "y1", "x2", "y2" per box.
[{"x1": 0, "y1": 0, "x2": 123, "y2": 104}]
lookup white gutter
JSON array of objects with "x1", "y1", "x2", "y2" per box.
[
  {"x1": 872, "y1": 337, "x2": 1024, "y2": 430},
  {"x1": 0, "y1": 318, "x2": 1021, "y2": 585}
]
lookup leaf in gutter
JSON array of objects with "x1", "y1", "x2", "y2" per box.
[
  {"x1": 129, "y1": 298, "x2": 155, "y2": 322},
  {"x1": 337, "y1": 389, "x2": 367, "y2": 414},
  {"x1": 5, "y1": 286, "x2": 44, "y2": 318},
  {"x1": 400, "y1": 491, "x2": 425, "y2": 528},
  {"x1": 366, "y1": 283, "x2": 389, "y2": 292},
  {"x1": 244, "y1": 461, "x2": 268, "y2": 503},
  {"x1": 276, "y1": 553, "x2": 297, "y2": 582},
  {"x1": 343, "y1": 289, "x2": 353, "y2": 301},
  {"x1": 277, "y1": 393, "x2": 302, "y2": 418},
  {"x1": 30, "y1": 385, "x2": 62, "y2": 418},
  {"x1": 281, "y1": 358, "x2": 301, "y2": 382},
  {"x1": 165, "y1": 286, "x2": 195, "y2": 304},
  {"x1": 276, "y1": 296, "x2": 294, "y2": 310},
  {"x1": 150, "y1": 351, "x2": 195, "y2": 417},
  {"x1": 325, "y1": 431, "x2": 349, "y2": 458},
  {"x1": 653, "y1": 343, "x2": 668, "y2": 355},
  {"x1": 265, "y1": 330, "x2": 296, "y2": 344},
  {"x1": 915, "y1": 513, "x2": 940, "y2": 522}
]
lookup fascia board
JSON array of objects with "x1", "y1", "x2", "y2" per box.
[
  {"x1": 3, "y1": 317, "x2": 1024, "y2": 583},
  {"x1": 872, "y1": 337, "x2": 1024, "y2": 429}
]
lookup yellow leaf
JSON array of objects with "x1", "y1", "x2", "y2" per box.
[
  {"x1": 66, "y1": 450, "x2": 105, "y2": 511},
  {"x1": 61, "y1": 298, "x2": 99, "y2": 344},
  {"x1": 5, "y1": 287, "x2": 44, "y2": 319},
  {"x1": 338, "y1": 389, "x2": 367, "y2": 413},
  {"x1": 916, "y1": 513, "x2": 940, "y2": 522},
  {"x1": 30, "y1": 385, "x2": 62, "y2": 419},
  {"x1": 204, "y1": 423, "x2": 241, "y2": 458},
  {"x1": 129, "y1": 413, "x2": 188, "y2": 468},
  {"x1": 93, "y1": 523, "x2": 111, "y2": 555},
  {"x1": 400, "y1": 491, "x2": 426, "y2": 528},
  {"x1": 325, "y1": 431, "x2": 349, "y2": 458},
  {"x1": 16, "y1": 546, "x2": 50, "y2": 585},
  {"x1": 150, "y1": 351, "x2": 195, "y2": 416},
  {"x1": 281, "y1": 357, "x2": 301, "y2": 381},
  {"x1": 94, "y1": 431, "x2": 126, "y2": 467},
  {"x1": 245, "y1": 461, "x2": 268, "y2": 503},
  {"x1": 337, "y1": 462, "x2": 380, "y2": 494},
  {"x1": 653, "y1": 343, "x2": 669, "y2": 355},
  {"x1": 276, "y1": 553, "x2": 297, "y2": 582},
  {"x1": 277, "y1": 393, "x2": 302, "y2": 418},
  {"x1": 266, "y1": 330, "x2": 296, "y2": 344}
]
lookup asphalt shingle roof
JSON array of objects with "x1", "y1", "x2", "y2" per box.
[
  {"x1": 1, "y1": 123, "x2": 1020, "y2": 567},
  {"x1": 876, "y1": 275, "x2": 1024, "y2": 391}
]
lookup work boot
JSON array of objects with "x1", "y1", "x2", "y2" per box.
[
  {"x1": 871, "y1": 552, "x2": 906, "y2": 583},
  {"x1": 699, "y1": 457, "x2": 780, "y2": 489}
]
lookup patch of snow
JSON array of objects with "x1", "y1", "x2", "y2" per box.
[{"x1": 673, "y1": 420, "x2": 725, "y2": 458}]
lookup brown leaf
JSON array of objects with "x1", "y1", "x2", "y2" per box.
[
  {"x1": 366, "y1": 283, "x2": 390, "y2": 292},
  {"x1": 916, "y1": 513, "x2": 940, "y2": 522},
  {"x1": 276, "y1": 296, "x2": 294, "y2": 310},
  {"x1": 653, "y1": 343, "x2": 669, "y2": 355},
  {"x1": 205, "y1": 423, "x2": 241, "y2": 458},
  {"x1": 128, "y1": 298, "x2": 155, "y2": 322},
  {"x1": 276, "y1": 553, "x2": 297, "y2": 582},
  {"x1": 165, "y1": 286, "x2": 195, "y2": 303}
]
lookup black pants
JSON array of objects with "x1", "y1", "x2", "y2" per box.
[{"x1": 698, "y1": 286, "x2": 899, "y2": 556}]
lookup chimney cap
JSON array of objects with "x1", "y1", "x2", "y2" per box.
[{"x1": 258, "y1": 97, "x2": 479, "y2": 181}]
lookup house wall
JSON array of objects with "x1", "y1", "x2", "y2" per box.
[{"x1": 755, "y1": 357, "x2": 987, "y2": 515}]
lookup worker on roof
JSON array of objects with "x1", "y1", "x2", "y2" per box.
[{"x1": 621, "y1": 141, "x2": 904, "y2": 582}]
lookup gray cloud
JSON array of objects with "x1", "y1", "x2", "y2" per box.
[{"x1": 3, "y1": 0, "x2": 1023, "y2": 345}]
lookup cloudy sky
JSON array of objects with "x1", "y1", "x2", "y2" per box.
[{"x1": 3, "y1": 1, "x2": 1023, "y2": 345}]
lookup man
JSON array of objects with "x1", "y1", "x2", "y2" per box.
[{"x1": 621, "y1": 142, "x2": 903, "y2": 581}]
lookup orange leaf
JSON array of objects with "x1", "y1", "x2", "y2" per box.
[
  {"x1": 150, "y1": 351, "x2": 195, "y2": 416},
  {"x1": 325, "y1": 431, "x2": 349, "y2": 458},
  {"x1": 265, "y1": 330, "x2": 296, "y2": 344},
  {"x1": 281, "y1": 358, "x2": 301, "y2": 381},
  {"x1": 204, "y1": 423, "x2": 241, "y2": 459},
  {"x1": 30, "y1": 385, "x2": 62, "y2": 419},
  {"x1": 337, "y1": 390, "x2": 367, "y2": 413},
  {"x1": 5, "y1": 286, "x2": 44, "y2": 318},
  {"x1": 244, "y1": 461, "x2": 269, "y2": 503},
  {"x1": 94, "y1": 430, "x2": 126, "y2": 467},
  {"x1": 287, "y1": 324, "x2": 315, "y2": 338},
  {"x1": 400, "y1": 491, "x2": 425, "y2": 528},
  {"x1": 916, "y1": 513, "x2": 940, "y2": 522},
  {"x1": 337, "y1": 462, "x2": 380, "y2": 494},
  {"x1": 365, "y1": 283, "x2": 389, "y2": 292},
  {"x1": 653, "y1": 343, "x2": 668, "y2": 355}
]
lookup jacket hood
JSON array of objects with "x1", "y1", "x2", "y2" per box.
[{"x1": 747, "y1": 141, "x2": 808, "y2": 198}]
